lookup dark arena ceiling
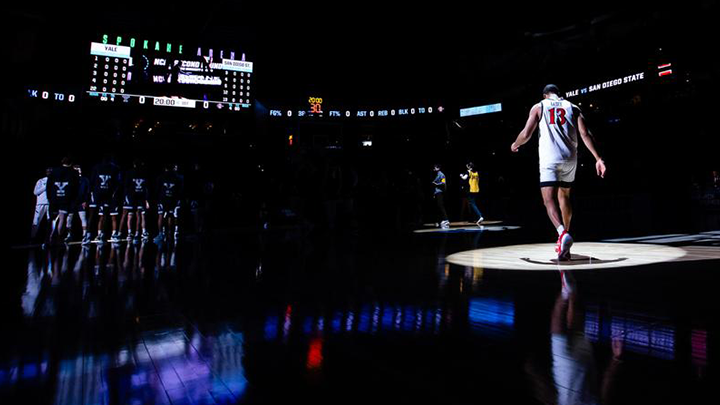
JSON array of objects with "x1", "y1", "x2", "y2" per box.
[{"x1": 3, "y1": 1, "x2": 718, "y2": 107}]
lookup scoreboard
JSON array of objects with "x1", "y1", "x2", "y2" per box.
[{"x1": 87, "y1": 35, "x2": 253, "y2": 112}]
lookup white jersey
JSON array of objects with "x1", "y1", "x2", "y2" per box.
[{"x1": 537, "y1": 96, "x2": 579, "y2": 165}]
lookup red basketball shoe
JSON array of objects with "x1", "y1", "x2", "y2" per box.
[{"x1": 555, "y1": 230, "x2": 573, "y2": 261}]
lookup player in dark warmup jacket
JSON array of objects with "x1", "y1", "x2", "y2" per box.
[
  {"x1": 120, "y1": 159, "x2": 151, "y2": 243},
  {"x1": 47, "y1": 157, "x2": 80, "y2": 243},
  {"x1": 66, "y1": 165, "x2": 92, "y2": 244},
  {"x1": 89, "y1": 157, "x2": 122, "y2": 242},
  {"x1": 155, "y1": 164, "x2": 184, "y2": 244},
  {"x1": 186, "y1": 163, "x2": 213, "y2": 234}
]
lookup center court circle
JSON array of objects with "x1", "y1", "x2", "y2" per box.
[{"x1": 446, "y1": 242, "x2": 687, "y2": 271}]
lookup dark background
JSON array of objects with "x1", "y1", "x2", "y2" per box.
[{"x1": 3, "y1": 2, "x2": 719, "y2": 245}]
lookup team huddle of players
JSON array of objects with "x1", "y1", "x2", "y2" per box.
[{"x1": 33, "y1": 156, "x2": 210, "y2": 246}]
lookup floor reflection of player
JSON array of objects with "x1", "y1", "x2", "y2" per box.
[
  {"x1": 525, "y1": 271, "x2": 624, "y2": 405},
  {"x1": 23, "y1": 251, "x2": 46, "y2": 316}
]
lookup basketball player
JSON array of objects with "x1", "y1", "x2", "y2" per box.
[
  {"x1": 459, "y1": 162, "x2": 484, "y2": 225},
  {"x1": 511, "y1": 84, "x2": 606, "y2": 260},
  {"x1": 154, "y1": 164, "x2": 184, "y2": 244},
  {"x1": 30, "y1": 168, "x2": 51, "y2": 240},
  {"x1": 432, "y1": 164, "x2": 450, "y2": 229},
  {"x1": 47, "y1": 157, "x2": 79, "y2": 243},
  {"x1": 65, "y1": 165, "x2": 91, "y2": 244},
  {"x1": 89, "y1": 156, "x2": 122, "y2": 243},
  {"x1": 186, "y1": 162, "x2": 213, "y2": 234},
  {"x1": 120, "y1": 159, "x2": 150, "y2": 242}
]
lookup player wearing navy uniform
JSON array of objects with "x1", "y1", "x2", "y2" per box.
[
  {"x1": 155, "y1": 164, "x2": 184, "y2": 244},
  {"x1": 89, "y1": 156, "x2": 122, "y2": 243},
  {"x1": 121, "y1": 159, "x2": 151, "y2": 243},
  {"x1": 186, "y1": 163, "x2": 213, "y2": 234},
  {"x1": 66, "y1": 165, "x2": 91, "y2": 244},
  {"x1": 511, "y1": 84, "x2": 606, "y2": 260},
  {"x1": 48, "y1": 157, "x2": 79, "y2": 243}
]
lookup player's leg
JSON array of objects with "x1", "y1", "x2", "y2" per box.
[
  {"x1": 541, "y1": 186, "x2": 563, "y2": 229},
  {"x1": 468, "y1": 193, "x2": 484, "y2": 224},
  {"x1": 155, "y1": 204, "x2": 166, "y2": 243},
  {"x1": 48, "y1": 206, "x2": 59, "y2": 242},
  {"x1": 31, "y1": 204, "x2": 48, "y2": 239},
  {"x1": 118, "y1": 208, "x2": 129, "y2": 238},
  {"x1": 109, "y1": 205, "x2": 120, "y2": 242},
  {"x1": 79, "y1": 209, "x2": 91, "y2": 244},
  {"x1": 436, "y1": 194, "x2": 449, "y2": 228},
  {"x1": 56, "y1": 210, "x2": 68, "y2": 239},
  {"x1": 88, "y1": 192, "x2": 98, "y2": 239},
  {"x1": 140, "y1": 209, "x2": 149, "y2": 241},
  {"x1": 557, "y1": 187, "x2": 572, "y2": 231},
  {"x1": 96, "y1": 207, "x2": 106, "y2": 241},
  {"x1": 542, "y1": 186, "x2": 573, "y2": 260},
  {"x1": 125, "y1": 208, "x2": 135, "y2": 240}
]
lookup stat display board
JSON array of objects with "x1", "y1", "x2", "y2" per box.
[{"x1": 87, "y1": 35, "x2": 253, "y2": 112}]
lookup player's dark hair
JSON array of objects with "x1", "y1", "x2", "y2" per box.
[
  {"x1": 543, "y1": 84, "x2": 560, "y2": 95},
  {"x1": 467, "y1": 162, "x2": 475, "y2": 170},
  {"x1": 61, "y1": 156, "x2": 72, "y2": 166},
  {"x1": 434, "y1": 163, "x2": 441, "y2": 170},
  {"x1": 102, "y1": 153, "x2": 115, "y2": 164},
  {"x1": 133, "y1": 158, "x2": 144, "y2": 169}
]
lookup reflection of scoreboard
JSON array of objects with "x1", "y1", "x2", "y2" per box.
[{"x1": 87, "y1": 37, "x2": 253, "y2": 112}]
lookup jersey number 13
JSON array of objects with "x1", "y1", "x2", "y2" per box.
[{"x1": 548, "y1": 108, "x2": 567, "y2": 125}]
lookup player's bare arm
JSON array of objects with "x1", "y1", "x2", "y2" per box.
[
  {"x1": 577, "y1": 114, "x2": 607, "y2": 178},
  {"x1": 511, "y1": 104, "x2": 541, "y2": 152}
]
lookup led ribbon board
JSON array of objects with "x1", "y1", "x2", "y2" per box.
[{"x1": 460, "y1": 103, "x2": 502, "y2": 117}]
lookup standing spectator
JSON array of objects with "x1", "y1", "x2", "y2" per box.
[
  {"x1": 460, "y1": 162, "x2": 485, "y2": 225},
  {"x1": 432, "y1": 164, "x2": 449, "y2": 229}
]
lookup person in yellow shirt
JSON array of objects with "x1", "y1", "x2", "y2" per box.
[{"x1": 460, "y1": 162, "x2": 484, "y2": 225}]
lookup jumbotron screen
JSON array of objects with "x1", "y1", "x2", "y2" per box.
[{"x1": 87, "y1": 35, "x2": 253, "y2": 111}]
